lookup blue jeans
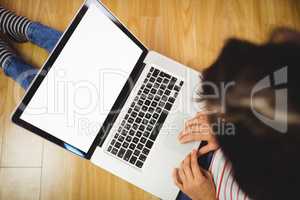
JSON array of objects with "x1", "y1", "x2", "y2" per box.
[{"x1": 2, "y1": 22, "x2": 62, "y2": 90}]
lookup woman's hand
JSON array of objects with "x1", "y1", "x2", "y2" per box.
[
  {"x1": 173, "y1": 150, "x2": 216, "y2": 200},
  {"x1": 178, "y1": 113, "x2": 219, "y2": 155}
]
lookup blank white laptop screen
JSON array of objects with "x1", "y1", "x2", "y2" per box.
[{"x1": 20, "y1": 4, "x2": 143, "y2": 152}]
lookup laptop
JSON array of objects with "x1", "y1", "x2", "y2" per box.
[{"x1": 12, "y1": 0, "x2": 202, "y2": 199}]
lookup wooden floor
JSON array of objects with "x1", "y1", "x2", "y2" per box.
[{"x1": 0, "y1": 0, "x2": 299, "y2": 199}]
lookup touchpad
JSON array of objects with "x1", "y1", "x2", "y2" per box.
[{"x1": 162, "y1": 112, "x2": 199, "y2": 154}]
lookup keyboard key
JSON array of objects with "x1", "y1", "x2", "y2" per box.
[
  {"x1": 168, "y1": 97, "x2": 175, "y2": 103},
  {"x1": 124, "y1": 150, "x2": 133, "y2": 161},
  {"x1": 153, "y1": 113, "x2": 159, "y2": 119},
  {"x1": 138, "y1": 112, "x2": 145, "y2": 118},
  {"x1": 125, "y1": 124, "x2": 131, "y2": 130},
  {"x1": 124, "y1": 114, "x2": 129, "y2": 120},
  {"x1": 154, "y1": 95, "x2": 160, "y2": 101},
  {"x1": 114, "y1": 133, "x2": 119, "y2": 139},
  {"x1": 146, "y1": 83, "x2": 152, "y2": 88},
  {"x1": 112, "y1": 148, "x2": 118, "y2": 155},
  {"x1": 130, "y1": 156, "x2": 137, "y2": 165},
  {"x1": 154, "y1": 83, "x2": 159, "y2": 89},
  {"x1": 142, "y1": 148, "x2": 150, "y2": 155},
  {"x1": 134, "y1": 106, "x2": 140, "y2": 112},
  {"x1": 160, "y1": 84, "x2": 166, "y2": 90},
  {"x1": 131, "y1": 112, "x2": 137, "y2": 117},
  {"x1": 137, "y1": 100, "x2": 143, "y2": 106},
  {"x1": 148, "y1": 94, "x2": 154, "y2": 100},
  {"x1": 140, "y1": 137, "x2": 147, "y2": 144},
  {"x1": 157, "y1": 89, "x2": 163, "y2": 95},
  {"x1": 157, "y1": 77, "x2": 162, "y2": 83},
  {"x1": 164, "y1": 89, "x2": 171, "y2": 95},
  {"x1": 122, "y1": 142, "x2": 129, "y2": 148},
  {"x1": 174, "y1": 85, "x2": 180, "y2": 92},
  {"x1": 150, "y1": 67, "x2": 154, "y2": 72},
  {"x1": 150, "y1": 119, "x2": 156, "y2": 125},
  {"x1": 141, "y1": 94, "x2": 147, "y2": 100},
  {"x1": 132, "y1": 123, "x2": 138, "y2": 130},
  {"x1": 128, "y1": 117, "x2": 134, "y2": 124},
  {"x1": 145, "y1": 113, "x2": 151, "y2": 119},
  {"x1": 135, "y1": 117, "x2": 142, "y2": 123},
  {"x1": 117, "y1": 148, "x2": 126, "y2": 158},
  {"x1": 131, "y1": 102, "x2": 135, "y2": 107},
  {"x1": 159, "y1": 71, "x2": 165, "y2": 77},
  {"x1": 156, "y1": 107, "x2": 162, "y2": 113},
  {"x1": 165, "y1": 102, "x2": 172, "y2": 111},
  {"x1": 145, "y1": 100, "x2": 151, "y2": 106},
  {"x1": 144, "y1": 88, "x2": 150, "y2": 94},
  {"x1": 136, "y1": 131, "x2": 142, "y2": 137},
  {"x1": 121, "y1": 120, "x2": 126, "y2": 126},
  {"x1": 153, "y1": 69, "x2": 160, "y2": 77},
  {"x1": 159, "y1": 101, "x2": 165, "y2": 108},
  {"x1": 142, "y1": 105, "x2": 149, "y2": 112},
  {"x1": 146, "y1": 140, "x2": 154, "y2": 149},
  {"x1": 129, "y1": 130, "x2": 135, "y2": 136},
  {"x1": 139, "y1": 154, "x2": 147, "y2": 162},
  {"x1": 162, "y1": 95, "x2": 168, "y2": 102},
  {"x1": 146, "y1": 125, "x2": 153, "y2": 132},
  {"x1": 129, "y1": 143, "x2": 136, "y2": 150},
  {"x1": 107, "y1": 146, "x2": 112, "y2": 152},
  {"x1": 134, "y1": 149, "x2": 141, "y2": 156},
  {"x1": 180, "y1": 81, "x2": 184, "y2": 86},
  {"x1": 118, "y1": 136, "x2": 125, "y2": 142},
  {"x1": 148, "y1": 107, "x2": 155, "y2": 113},
  {"x1": 121, "y1": 130, "x2": 127, "y2": 136},
  {"x1": 165, "y1": 73, "x2": 171, "y2": 79},
  {"x1": 137, "y1": 143, "x2": 143, "y2": 150},
  {"x1": 133, "y1": 137, "x2": 139, "y2": 144},
  {"x1": 139, "y1": 125, "x2": 145, "y2": 131},
  {"x1": 110, "y1": 139, "x2": 116, "y2": 146},
  {"x1": 143, "y1": 131, "x2": 150, "y2": 137},
  {"x1": 151, "y1": 101, "x2": 158, "y2": 107},
  {"x1": 142, "y1": 119, "x2": 148, "y2": 125},
  {"x1": 150, "y1": 77, "x2": 155, "y2": 83},
  {"x1": 128, "y1": 108, "x2": 132, "y2": 113},
  {"x1": 136, "y1": 160, "x2": 144, "y2": 168},
  {"x1": 163, "y1": 78, "x2": 169, "y2": 84},
  {"x1": 150, "y1": 88, "x2": 157, "y2": 94},
  {"x1": 126, "y1": 136, "x2": 132, "y2": 142},
  {"x1": 144, "y1": 78, "x2": 149, "y2": 83},
  {"x1": 174, "y1": 92, "x2": 179, "y2": 98}
]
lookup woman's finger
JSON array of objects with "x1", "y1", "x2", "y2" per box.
[
  {"x1": 182, "y1": 153, "x2": 194, "y2": 180},
  {"x1": 190, "y1": 149, "x2": 203, "y2": 180},
  {"x1": 172, "y1": 168, "x2": 183, "y2": 190},
  {"x1": 198, "y1": 143, "x2": 219, "y2": 155},
  {"x1": 178, "y1": 163, "x2": 187, "y2": 184},
  {"x1": 179, "y1": 132, "x2": 209, "y2": 143}
]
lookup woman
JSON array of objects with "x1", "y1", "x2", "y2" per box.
[{"x1": 174, "y1": 29, "x2": 300, "y2": 200}]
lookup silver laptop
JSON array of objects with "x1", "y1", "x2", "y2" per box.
[{"x1": 12, "y1": 0, "x2": 201, "y2": 199}]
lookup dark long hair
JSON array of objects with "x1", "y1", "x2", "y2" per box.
[{"x1": 199, "y1": 32, "x2": 300, "y2": 200}]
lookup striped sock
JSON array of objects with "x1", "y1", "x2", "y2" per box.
[
  {"x1": 0, "y1": 6, "x2": 31, "y2": 42},
  {"x1": 0, "y1": 38, "x2": 15, "y2": 68}
]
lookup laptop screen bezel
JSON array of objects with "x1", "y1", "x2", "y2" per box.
[{"x1": 11, "y1": 0, "x2": 148, "y2": 159}]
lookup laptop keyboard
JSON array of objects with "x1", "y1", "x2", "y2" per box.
[{"x1": 106, "y1": 66, "x2": 184, "y2": 168}]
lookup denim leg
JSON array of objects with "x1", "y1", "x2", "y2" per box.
[
  {"x1": 176, "y1": 152, "x2": 214, "y2": 200},
  {"x1": 26, "y1": 22, "x2": 62, "y2": 53},
  {"x1": 3, "y1": 56, "x2": 38, "y2": 90}
]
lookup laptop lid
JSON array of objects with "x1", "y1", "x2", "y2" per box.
[{"x1": 12, "y1": 0, "x2": 148, "y2": 159}]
